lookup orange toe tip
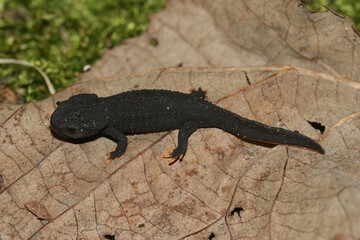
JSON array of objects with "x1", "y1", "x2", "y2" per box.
[
  {"x1": 167, "y1": 149, "x2": 173, "y2": 153},
  {"x1": 114, "y1": 157, "x2": 119, "y2": 161},
  {"x1": 168, "y1": 159, "x2": 177, "y2": 165},
  {"x1": 163, "y1": 154, "x2": 172, "y2": 158},
  {"x1": 104, "y1": 159, "x2": 112, "y2": 165},
  {"x1": 106, "y1": 153, "x2": 111, "y2": 157},
  {"x1": 179, "y1": 154, "x2": 184, "y2": 160}
]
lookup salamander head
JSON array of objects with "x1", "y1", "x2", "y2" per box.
[{"x1": 50, "y1": 94, "x2": 108, "y2": 139}]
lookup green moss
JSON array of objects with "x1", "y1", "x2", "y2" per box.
[{"x1": 0, "y1": 0, "x2": 166, "y2": 102}]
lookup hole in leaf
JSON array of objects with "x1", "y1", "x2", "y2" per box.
[
  {"x1": 150, "y1": 38, "x2": 159, "y2": 46},
  {"x1": 307, "y1": 121, "x2": 325, "y2": 134},
  {"x1": 104, "y1": 234, "x2": 115, "y2": 240},
  {"x1": 208, "y1": 232, "x2": 215, "y2": 239},
  {"x1": 229, "y1": 207, "x2": 244, "y2": 218}
]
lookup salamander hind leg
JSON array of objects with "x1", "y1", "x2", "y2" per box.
[
  {"x1": 163, "y1": 148, "x2": 185, "y2": 165},
  {"x1": 163, "y1": 121, "x2": 199, "y2": 165}
]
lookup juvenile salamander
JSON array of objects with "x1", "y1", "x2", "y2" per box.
[{"x1": 50, "y1": 88, "x2": 325, "y2": 164}]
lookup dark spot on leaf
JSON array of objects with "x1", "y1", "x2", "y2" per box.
[
  {"x1": 138, "y1": 223, "x2": 145, "y2": 228},
  {"x1": 244, "y1": 71, "x2": 251, "y2": 85},
  {"x1": 229, "y1": 207, "x2": 244, "y2": 218},
  {"x1": 150, "y1": 38, "x2": 159, "y2": 46},
  {"x1": 208, "y1": 232, "x2": 215, "y2": 239},
  {"x1": 177, "y1": 63, "x2": 183, "y2": 67},
  {"x1": 0, "y1": 175, "x2": 5, "y2": 193},
  {"x1": 307, "y1": 121, "x2": 325, "y2": 134},
  {"x1": 133, "y1": 84, "x2": 139, "y2": 89},
  {"x1": 104, "y1": 234, "x2": 115, "y2": 240}
]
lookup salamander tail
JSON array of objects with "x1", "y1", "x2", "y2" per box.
[{"x1": 218, "y1": 113, "x2": 325, "y2": 154}]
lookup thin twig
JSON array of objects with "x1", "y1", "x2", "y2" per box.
[
  {"x1": 322, "y1": 4, "x2": 345, "y2": 18},
  {"x1": 0, "y1": 58, "x2": 56, "y2": 95}
]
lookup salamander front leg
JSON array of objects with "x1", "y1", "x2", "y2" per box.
[
  {"x1": 102, "y1": 126, "x2": 128, "y2": 165},
  {"x1": 163, "y1": 121, "x2": 199, "y2": 165}
]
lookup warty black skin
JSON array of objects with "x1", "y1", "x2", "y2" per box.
[{"x1": 50, "y1": 88, "x2": 325, "y2": 164}]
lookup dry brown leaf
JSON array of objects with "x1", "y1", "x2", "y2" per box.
[
  {"x1": 79, "y1": 0, "x2": 360, "y2": 83},
  {"x1": 0, "y1": 66, "x2": 359, "y2": 239},
  {"x1": 0, "y1": 103, "x2": 21, "y2": 124},
  {"x1": 1, "y1": 0, "x2": 360, "y2": 239}
]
